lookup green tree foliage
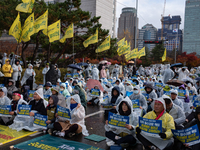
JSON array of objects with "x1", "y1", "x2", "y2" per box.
[{"x1": 150, "y1": 42, "x2": 165, "y2": 63}]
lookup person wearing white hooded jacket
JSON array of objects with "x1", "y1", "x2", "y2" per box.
[
  {"x1": 129, "y1": 85, "x2": 147, "y2": 111},
  {"x1": 105, "y1": 97, "x2": 141, "y2": 148},
  {"x1": 170, "y1": 89, "x2": 184, "y2": 110},
  {"x1": 91, "y1": 65, "x2": 99, "y2": 80},
  {"x1": 87, "y1": 85, "x2": 103, "y2": 105},
  {"x1": 53, "y1": 94, "x2": 89, "y2": 137},
  {"x1": 2, "y1": 53, "x2": 7, "y2": 65},
  {"x1": 42, "y1": 63, "x2": 50, "y2": 85},
  {"x1": 161, "y1": 64, "x2": 174, "y2": 84},
  {"x1": 115, "y1": 79, "x2": 125, "y2": 97},
  {"x1": 112, "y1": 64, "x2": 119, "y2": 79}
]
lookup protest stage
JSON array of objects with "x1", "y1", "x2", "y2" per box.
[
  {"x1": 13, "y1": 134, "x2": 104, "y2": 150},
  {"x1": 0, "y1": 125, "x2": 37, "y2": 145}
]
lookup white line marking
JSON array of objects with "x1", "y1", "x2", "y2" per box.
[{"x1": 85, "y1": 110, "x2": 104, "y2": 119}]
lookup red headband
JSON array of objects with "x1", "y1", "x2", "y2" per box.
[
  {"x1": 155, "y1": 100, "x2": 162, "y2": 104},
  {"x1": 13, "y1": 93, "x2": 21, "y2": 98}
]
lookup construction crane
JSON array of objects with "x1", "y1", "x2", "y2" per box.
[{"x1": 161, "y1": 0, "x2": 166, "y2": 40}]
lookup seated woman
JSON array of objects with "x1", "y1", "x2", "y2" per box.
[
  {"x1": 52, "y1": 94, "x2": 89, "y2": 137},
  {"x1": 51, "y1": 87, "x2": 66, "y2": 108},
  {"x1": 60, "y1": 83, "x2": 70, "y2": 98},
  {"x1": 136, "y1": 97, "x2": 175, "y2": 150},
  {"x1": 87, "y1": 85, "x2": 103, "y2": 105},
  {"x1": 105, "y1": 97, "x2": 140, "y2": 148}
]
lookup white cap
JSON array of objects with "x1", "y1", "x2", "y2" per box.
[{"x1": 170, "y1": 89, "x2": 178, "y2": 95}]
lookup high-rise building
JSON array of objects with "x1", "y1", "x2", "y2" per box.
[
  {"x1": 157, "y1": 15, "x2": 182, "y2": 52},
  {"x1": 138, "y1": 24, "x2": 157, "y2": 51},
  {"x1": 117, "y1": 7, "x2": 138, "y2": 49},
  {"x1": 183, "y1": 0, "x2": 200, "y2": 55},
  {"x1": 44, "y1": 0, "x2": 117, "y2": 38}
]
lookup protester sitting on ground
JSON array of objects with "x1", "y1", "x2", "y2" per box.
[
  {"x1": 51, "y1": 87, "x2": 66, "y2": 108},
  {"x1": 60, "y1": 83, "x2": 70, "y2": 98},
  {"x1": 7, "y1": 91, "x2": 28, "y2": 125},
  {"x1": 44, "y1": 82, "x2": 52, "y2": 96},
  {"x1": 115, "y1": 79, "x2": 125, "y2": 96},
  {"x1": 6, "y1": 79, "x2": 18, "y2": 100},
  {"x1": 52, "y1": 94, "x2": 89, "y2": 137},
  {"x1": 46, "y1": 95, "x2": 58, "y2": 133},
  {"x1": 103, "y1": 82, "x2": 113, "y2": 96},
  {"x1": 87, "y1": 85, "x2": 103, "y2": 105},
  {"x1": 163, "y1": 95, "x2": 185, "y2": 129},
  {"x1": 2, "y1": 59, "x2": 13, "y2": 86},
  {"x1": 105, "y1": 97, "x2": 140, "y2": 148},
  {"x1": 72, "y1": 81, "x2": 87, "y2": 109},
  {"x1": 143, "y1": 83, "x2": 157, "y2": 112},
  {"x1": 124, "y1": 80, "x2": 133, "y2": 93},
  {"x1": 21, "y1": 85, "x2": 30, "y2": 102},
  {"x1": 21, "y1": 64, "x2": 36, "y2": 90},
  {"x1": 136, "y1": 97, "x2": 175, "y2": 150},
  {"x1": 129, "y1": 85, "x2": 147, "y2": 112},
  {"x1": 29, "y1": 88, "x2": 47, "y2": 116},
  {"x1": 102, "y1": 86, "x2": 123, "y2": 116},
  {"x1": 0, "y1": 87, "x2": 11, "y2": 125},
  {"x1": 56, "y1": 78, "x2": 61, "y2": 89},
  {"x1": 170, "y1": 89, "x2": 184, "y2": 110}
]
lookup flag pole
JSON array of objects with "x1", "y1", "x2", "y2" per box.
[
  {"x1": 73, "y1": 36, "x2": 74, "y2": 63},
  {"x1": 175, "y1": 27, "x2": 178, "y2": 63}
]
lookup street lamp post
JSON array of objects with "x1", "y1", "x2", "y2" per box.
[{"x1": 134, "y1": 0, "x2": 138, "y2": 65}]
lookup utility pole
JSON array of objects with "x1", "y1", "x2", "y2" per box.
[
  {"x1": 134, "y1": 0, "x2": 138, "y2": 65},
  {"x1": 175, "y1": 27, "x2": 179, "y2": 63}
]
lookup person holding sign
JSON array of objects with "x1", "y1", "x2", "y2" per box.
[
  {"x1": 87, "y1": 85, "x2": 103, "y2": 105},
  {"x1": 51, "y1": 87, "x2": 66, "y2": 108},
  {"x1": 136, "y1": 97, "x2": 175, "y2": 150},
  {"x1": 115, "y1": 79, "x2": 125, "y2": 97},
  {"x1": 53, "y1": 94, "x2": 89, "y2": 137},
  {"x1": 105, "y1": 97, "x2": 140, "y2": 148},
  {"x1": 129, "y1": 85, "x2": 147, "y2": 112}
]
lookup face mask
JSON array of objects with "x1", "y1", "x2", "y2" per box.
[
  {"x1": 133, "y1": 90, "x2": 139, "y2": 94},
  {"x1": 60, "y1": 88, "x2": 64, "y2": 91}
]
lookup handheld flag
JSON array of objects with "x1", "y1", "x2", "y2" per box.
[
  {"x1": 117, "y1": 37, "x2": 125, "y2": 51},
  {"x1": 60, "y1": 23, "x2": 73, "y2": 43},
  {"x1": 83, "y1": 28, "x2": 98, "y2": 48},
  {"x1": 43, "y1": 20, "x2": 60, "y2": 43},
  {"x1": 16, "y1": 0, "x2": 35, "y2": 13},
  {"x1": 34, "y1": 10, "x2": 48, "y2": 33},
  {"x1": 162, "y1": 48, "x2": 166, "y2": 62},
  {"x1": 118, "y1": 40, "x2": 129, "y2": 56},
  {"x1": 21, "y1": 13, "x2": 34, "y2": 42},
  {"x1": 9, "y1": 13, "x2": 22, "y2": 43},
  {"x1": 95, "y1": 35, "x2": 110, "y2": 53},
  {"x1": 138, "y1": 47, "x2": 146, "y2": 59}
]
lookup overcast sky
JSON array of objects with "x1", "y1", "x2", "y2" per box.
[{"x1": 116, "y1": 0, "x2": 186, "y2": 30}]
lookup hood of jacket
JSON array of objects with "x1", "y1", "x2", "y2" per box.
[
  {"x1": 112, "y1": 86, "x2": 120, "y2": 97},
  {"x1": 66, "y1": 94, "x2": 81, "y2": 107},
  {"x1": 116, "y1": 96, "x2": 133, "y2": 116},
  {"x1": 179, "y1": 84, "x2": 186, "y2": 90},
  {"x1": 49, "y1": 95, "x2": 59, "y2": 105},
  {"x1": 60, "y1": 83, "x2": 66, "y2": 89}
]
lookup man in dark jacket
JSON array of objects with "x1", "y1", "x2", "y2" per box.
[{"x1": 46, "y1": 64, "x2": 58, "y2": 85}]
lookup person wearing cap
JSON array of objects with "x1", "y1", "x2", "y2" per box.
[
  {"x1": 7, "y1": 91, "x2": 28, "y2": 125},
  {"x1": 136, "y1": 97, "x2": 175, "y2": 150},
  {"x1": 60, "y1": 83, "x2": 70, "y2": 98},
  {"x1": 129, "y1": 85, "x2": 147, "y2": 112},
  {"x1": 7, "y1": 79, "x2": 18, "y2": 100},
  {"x1": 29, "y1": 88, "x2": 47, "y2": 116},
  {"x1": 44, "y1": 82, "x2": 52, "y2": 96},
  {"x1": 42, "y1": 63, "x2": 50, "y2": 85},
  {"x1": 12, "y1": 59, "x2": 22, "y2": 88},
  {"x1": 51, "y1": 86, "x2": 66, "y2": 108},
  {"x1": 2, "y1": 59, "x2": 13, "y2": 86},
  {"x1": 170, "y1": 89, "x2": 184, "y2": 110},
  {"x1": 21, "y1": 64, "x2": 36, "y2": 90},
  {"x1": 163, "y1": 95, "x2": 185, "y2": 129}
]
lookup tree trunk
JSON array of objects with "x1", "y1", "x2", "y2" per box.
[
  {"x1": 21, "y1": 42, "x2": 30, "y2": 68},
  {"x1": 31, "y1": 31, "x2": 41, "y2": 65}
]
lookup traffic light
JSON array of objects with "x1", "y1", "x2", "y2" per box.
[{"x1": 144, "y1": 41, "x2": 162, "y2": 44}]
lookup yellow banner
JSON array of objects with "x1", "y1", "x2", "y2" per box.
[
  {"x1": 125, "y1": 48, "x2": 138, "y2": 61},
  {"x1": 83, "y1": 28, "x2": 98, "y2": 48},
  {"x1": 34, "y1": 10, "x2": 48, "y2": 33},
  {"x1": 21, "y1": 13, "x2": 34, "y2": 42},
  {"x1": 118, "y1": 41, "x2": 129, "y2": 56},
  {"x1": 16, "y1": 0, "x2": 31, "y2": 13},
  {"x1": 117, "y1": 37, "x2": 125, "y2": 51},
  {"x1": 138, "y1": 47, "x2": 146, "y2": 59},
  {"x1": 162, "y1": 48, "x2": 166, "y2": 62},
  {"x1": 43, "y1": 20, "x2": 60, "y2": 43},
  {"x1": 8, "y1": 13, "x2": 22, "y2": 43},
  {"x1": 60, "y1": 23, "x2": 73, "y2": 43},
  {"x1": 28, "y1": 0, "x2": 35, "y2": 13},
  {"x1": 95, "y1": 35, "x2": 110, "y2": 53}
]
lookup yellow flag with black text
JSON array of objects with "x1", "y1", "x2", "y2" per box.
[
  {"x1": 16, "y1": 0, "x2": 34, "y2": 13},
  {"x1": 9, "y1": 13, "x2": 22, "y2": 43},
  {"x1": 118, "y1": 40, "x2": 128, "y2": 56},
  {"x1": 21, "y1": 13, "x2": 34, "y2": 42},
  {"x1": 162, "y1": 48, "x2": 166, "y2": 62},
  {"x1": 43, "y1": 20, "x2": 60, "y2": 43},
  {"x1": 60, "y1": 23, "x2": 73, "y2": 43},
  {"x1": 83, "y1": 29, "x2": 98, "y2": 48},
  {"x1": 138, "y1": 47, "x2": 146, "y2": 59},
  {"x1": 95, "y1": 36, "x2": 110, "y2": 53},
  {"x1": 117, "y1": 37, "x2": 125, "y2": 52},
  {"x1": 34, "y1": 10, "x2": 48, "y2": 33}
]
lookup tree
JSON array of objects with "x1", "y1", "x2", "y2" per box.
[
  {"x1": 139, "y1": 46, "x2": 151, "y2": 67},
  {"x1": 150, "y1": 42, "x2": 165, "y2": 63}
]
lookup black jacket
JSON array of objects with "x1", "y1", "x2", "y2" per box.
[{"x1": 29, "y1": 99, "x2": 47, "y2": 115}]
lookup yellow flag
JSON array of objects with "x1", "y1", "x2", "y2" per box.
[
  {"x1": 95, "y1": 36, "x2": 110, "y2": 53},
  {"x1": 16, "y1": 0, "x2": 34, "y2": 13},
  {"x1": 162, "y1": 48, "x2": 166, "y2": 62},
  {"x1": 138, "y1": 47, "x2": 146, "y2": 59},
  {"x1": 43, "y1": 20, "x2": 60, "y2": 43},
  {"x1": 60, "y1": 23, "x2": 73, "y2": 43},
  {"x1": 117, "y1": 37, "x2": 125, "y2": 51},
  {"x1": 21, "y1": 13, "x2": 34, "y2": 42},
  {"x1": 9, "y1": 13, "x2": 22, "y2": 43},
  {"x1": 127, "y1": 48, "x2": 138, "y2": 60},
  {"x1": 34, "y1": 10, "x2": 48, "y2": 33},
  {"x1": 118, "y1": 41, "x2": 129, "y2": 56},
  {"x1": 83, "y1": 29, "x2": 98, "y2": 48}
]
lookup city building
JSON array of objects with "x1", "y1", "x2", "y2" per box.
[
  {"x1": 117, "y1": 7, "x2": 138, "y2": 49},
  {"x1": 157, "y1": 15, "x2": 183, "y2": 52},
  {"x1": 138, "y1": 24, "x2": 157, "y2": 51},
  {"x1": 183, "y1": 0, "x2": 200, "y2": 55}
]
